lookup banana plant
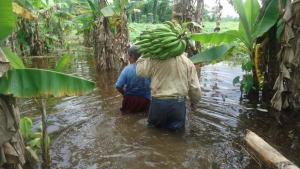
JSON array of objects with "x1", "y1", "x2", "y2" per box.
[
  {"x1": 73, "y1": 0, "x2": 147, "y2": 34},
  {"x1": 20, "y1": 117, "x2": 49, "y2": 163},
  {"x1": 13, "y1": 0, "x2": 74, "y2": 55},
  {"x1": 189, "y1": 0, "x2": 282, "y2": 96},
  {"x1": 0, "y1": 1, "x2": 95, "y2": 168}
]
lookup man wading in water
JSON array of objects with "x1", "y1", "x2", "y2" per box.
[
  {"x1": 136, "y1": 53, "x2": 201, "y2": 131},
  {"x1": 116, "y1": 46, "x2": 151, "y2": 114}
]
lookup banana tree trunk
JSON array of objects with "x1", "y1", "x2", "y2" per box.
[
  {"x1": 172, "y1": 0, "x2": 204, "y2": 23},
  {"x1": 172, "y1": 0, "x2": 193, "y2": 23},
  {"x1": 40, "y1": 99, "x2": 50, "y2": 169},
  {"x1": 214, "y1": 0, "x2": 222, "y2": 32},
  {"x1": 0, "y1": 49, "x2": 25, "y2": 169},
  {"x1": 271, "y1": 0, "x2": 300, "y2": 111},
  {"x1": 248, "y1": 51, "x2": 260, "y2": 102},
  {"x1": 94, "y1": 0, "x2": 117, "y2": 71},
  {"x1": 172, "y1": 0, "x2": 204, "y2": 56},
  {"x1": 0, "y1": 95, "x2": 26, "y2": 169},
  {"x1": 261, "y1": 27, "x2": 280, "y2": 103},
  {"x1": 114, "y1": 0, "x2": 129, "y2": 69}
]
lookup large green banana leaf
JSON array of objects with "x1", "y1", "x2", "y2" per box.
[
  {"x1": 190, "y1": 44, "x2": 234, "y2": 64},
  {"x1": 191, "y1": 0, "x2": 280, "y2": 55},
  {"x1": 191, "y1": 30, "x2": 239, "y2": 44},
  {"x1": 0, "y1": 0, "x2": 16, "y2": 40},
  {"x1": 254, "y1": 0, "x2": 280, "y2": 38},
  {"x1": 0, "y1": 68, "x2": 95, "y2": 98}
]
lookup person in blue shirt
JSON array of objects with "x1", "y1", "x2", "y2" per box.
[{"x1": 115, "y1": 46, "x2": 151, "y2": 114}]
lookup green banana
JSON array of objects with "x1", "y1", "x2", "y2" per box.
[
  {"x1": 135, "y1": 39, "x2": 151, "y2": 45},
  {"x1": 163, "y1": 39, "x2": 180, "y2": 48},
  {"x1": 168, "y1": 41, "x2": 185, "y2": 58},
  {"x1": 136, "y1": 21, "x2": 188, "y2": 60},
  {"x1": 143, "y1": 52, "x2": 153, "y2": 58},
  {"x1": 148, "y1": 44, "x2": 162, "y2": 50},
  {"x1": 164, "y1": 21, "x2": 175, "y2": 29},
  {"x1": 151, "y1": 32, "x2": 177, "y2": 37},
  {"x1": 158, "y1": 51, "x2": 170, "y2": 60},
  {"x1": 154, "y1": 27, "x2": 172, "y2": 32},
  {"x1": 139, "y1": 34, "x2": 152, "y2": 40},
  {"x1": 161, "y1": 36, "x2": 179, "y2": 44},
  {"x1": 163, "y1": 21, "x2": 180, "y2": 34},
  {"x1": 151, "y1": 47, "x2": 164, "y2": 54},
  {"x1": 139, "y1": 42, "x2": 153, "y2": 48},
  {"x1": 139, "y1": 47, "x2": 150, "y2": 53}
]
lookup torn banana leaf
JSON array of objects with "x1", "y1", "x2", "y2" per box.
[{"x1": 0, "y1": 68, "x2": 95, "y2": 98}]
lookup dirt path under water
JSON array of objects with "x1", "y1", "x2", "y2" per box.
[{"x1": 20, "y1": 53, "x2": 300, "y2": 169}]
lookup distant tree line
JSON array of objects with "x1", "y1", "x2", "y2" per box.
[
  {"x1": 127, "y1": 0, "x2": 172, "y2": 23},
  {"x1": 128, "y1": 0, "x2": 238, "y2": 23}
]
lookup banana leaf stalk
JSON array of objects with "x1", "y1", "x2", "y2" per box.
[{"x1": 40, "y1": 98, "x2": 50, "y2": 169}]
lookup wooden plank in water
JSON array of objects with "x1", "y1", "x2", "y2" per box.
[{"x1": 244, "y1": 130, "x2": 299, "y2": 169}]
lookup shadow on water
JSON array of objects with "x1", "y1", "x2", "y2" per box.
[{"x1": 20, "y1": 49, "x2": 300, "y2": 169}]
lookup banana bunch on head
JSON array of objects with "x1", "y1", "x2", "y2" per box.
[{"x1": 135, "y1": 21, "x2": 187, "y2": 60}]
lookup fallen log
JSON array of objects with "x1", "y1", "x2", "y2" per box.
[{"x1": 244, "y1": 130, "x2": 299, "y2": 169}]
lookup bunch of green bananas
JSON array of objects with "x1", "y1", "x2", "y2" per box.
[{"x1": 135, "y1": 21, "x2": 187, "y2": 60}]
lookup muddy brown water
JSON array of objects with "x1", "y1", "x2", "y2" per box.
[{"x1": 20, "y1": 51, "x2": 300, "y2": 169}]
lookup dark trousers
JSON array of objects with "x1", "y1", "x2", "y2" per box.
[
  {"x1": 148, "y1": 97, "x2": 186, "y2": 131},
  {"x1": 121, "y1": 95, "x2": 150, "y2": 114}
]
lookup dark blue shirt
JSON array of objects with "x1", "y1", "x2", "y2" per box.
[{"x1": 116, "y1": 64, "x2": 151, "y2": 100}]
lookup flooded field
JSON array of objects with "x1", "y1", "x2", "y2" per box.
[{"x1": 20, "y1": 50, "x2": 300, "y2": 169}]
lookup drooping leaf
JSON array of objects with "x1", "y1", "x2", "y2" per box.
[
  {"x1": 0, "y1": 68, "x2": 96, "y2": 98},
  {"x1": 101, "y1": 6, "x2": 115, "y2": 17},
  {"x1": 190, "y1": 44, "x2": 235, "y2": 64},
  {"x1": 2, "y1": 47, "x2": 25, "y2": 69},
  {"x1": 55, "y1": 54, "x2": 71, "y2": 72},
  {"x1": 191, "y1": 30, "x2": 239, "y2": 44},
  {"x1": 0, "y1": 0, "x2": 16, "y2": 40},
  {"x1": 20, "y1": 117, "x2": 33, "y2": 140},
  {"x1": 254, "y1": 0, "x2": 280, "y2": 38},
  {"x1": 12, "y1": 2, "x2": 37, "y2": 20}
]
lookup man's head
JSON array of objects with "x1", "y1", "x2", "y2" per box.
[{"x1": 128, "y1": 45, "x2": 141, "y2": 63}]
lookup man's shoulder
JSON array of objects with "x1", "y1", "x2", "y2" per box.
[
  {"x1": 179, "y1": 53, "x2": 195, "y2": 66},
  {"x1": 124, "y1": 64, "x2": 135, "y2": 70}
]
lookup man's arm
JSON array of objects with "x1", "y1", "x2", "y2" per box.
[
  {"x1": 188, "y1": 64, "x2": 201, "y2": 110},
  {"x1": 136, "y1": 57, "x2": 152, "y2": 78},
  {"x1": 115, "y1": 68, "x2": 127, "y2": 95}
]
